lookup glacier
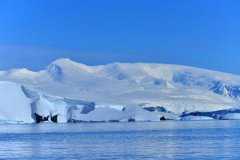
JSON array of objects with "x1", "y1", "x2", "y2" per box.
[
  {"x1": 0, "y1": 81, "x2": 179, "y2": 123},
  {"x1": 1, "y1": 58, "x2": 240, "y2": 123},
  {"x1": 0, "y1": 81, "x2": 33, "y2": 123}
]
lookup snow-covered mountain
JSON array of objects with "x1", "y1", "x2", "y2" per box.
[{"x1": 1, "y1": 58, "x2": 240, "y2": 123}]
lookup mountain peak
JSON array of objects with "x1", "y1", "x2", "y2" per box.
[
  {"x1": 51, "y1": 58, "x2": 75, "y2": 65},
  {"x1": 47, "y1": 63, "x2": 63, "y2": 81},
  {"x1": 50, "y1": 58, "x2": 96, "y2": 74}
]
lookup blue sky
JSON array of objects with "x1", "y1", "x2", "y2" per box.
[{"x1": 0, "y1": 0, "x2": 240, "y2": 74}]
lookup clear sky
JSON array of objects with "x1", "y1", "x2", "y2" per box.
[{"x1": 0, "y1": 0, "x2": 240, "y2": 74}]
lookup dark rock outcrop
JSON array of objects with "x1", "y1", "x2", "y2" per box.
[
  {"x1": 34, "y1": 113, "x2": 49, "y2": 123},
  {"x1": 51, "y1": 115, "x2": 58, "y2": 123},
  {"x1": 128, "y1": 118, "x2": 135, "y2": 122},
  {"x1": 109, "y1": 120, "x2": 120, "y2": 123},
  {"x1": 181, "y1": 108, "x2": 240, "y2": 120},
  {"x1": 210, "y1": 81, "x2": 240, "y2": 98},
  {"x1": 160, "y1": 116, "x2": 167, "y2": 121}
]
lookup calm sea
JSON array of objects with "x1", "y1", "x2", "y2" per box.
[{"x1": 0, "y1": 121, "x2": 239, "y2": 160}]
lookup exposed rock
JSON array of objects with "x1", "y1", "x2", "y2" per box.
[
  {"x1": 34, "y1": 113, "x2": 49, "y2": 123},
  {"x1": 51, "y1": 115, "x2": 58, "y2": 123},
  {"x1": 109, "y1": 120, "x2": 120, "y2": 123},
  {"x1": 181, "y1": 108, "x2": 240, "y2": 120},
  {"x1": 128, "y1": 118, "x2": 135, "y2": 122},
  {"x1": 160, "y1": 116, "x2": 167, "y2": 121}
]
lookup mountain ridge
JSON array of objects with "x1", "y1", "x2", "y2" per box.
[
  {"x1": 1, "y1": 58, "x2": 240, "y2": 123},
  {"x1": 1, "y1": 58, "x2": 240, "y2": 80},
  {"x1": 0, "y1": 58, "x2": 239, "y2": 115}
]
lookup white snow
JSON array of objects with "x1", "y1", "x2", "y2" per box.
[
  {"x1": 0, "y1": 58, "x2": 240, "y2": 123},
  {"x1": 181, "y1": 116, "x2": 214, "y2": 121},
  {"x1": 71, "y1": 107, "x2": 124, "y2": 122},
  {"x1": 221, "y1": 113, "x2": 240, "y2": 120},
  {"x1": 0, "y1": 81, "x2": 33, "y2": 123}
]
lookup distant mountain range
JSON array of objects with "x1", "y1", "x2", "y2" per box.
[{"x1": 1, "y1": 58, "x2": 240, "y2": 123}]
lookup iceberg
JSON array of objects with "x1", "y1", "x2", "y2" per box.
[
  {"x1": 0, "y1": 81, "x2": 33, "y2": 123},
  {"x1": 0, "y1": 82, "x2": 180, "y2": 123}
]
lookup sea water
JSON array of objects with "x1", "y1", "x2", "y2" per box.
[{"x1": 0, "y1": 121, "x2": 239, "y2": 160}]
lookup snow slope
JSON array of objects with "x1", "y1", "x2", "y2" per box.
[
  {"x1": 0, "y1": 81, "x2": 33, "y2": 123},
  {"x1": 1, "y1": 58, "x2": 240, "y2": 123},
  {"x1": 0, "y1": 81, "x2": 179, "y2": 123}
]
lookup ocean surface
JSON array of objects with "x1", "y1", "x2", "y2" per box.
[{"x1": 0, "y1": 121, "x2": 239, "y2": 160}]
